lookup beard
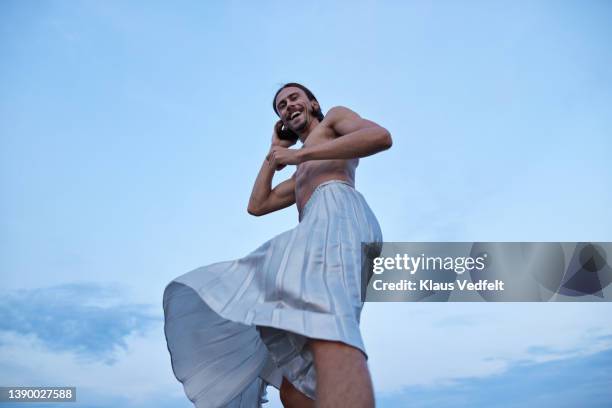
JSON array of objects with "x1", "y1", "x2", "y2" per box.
[{"x1": 288, "y1": 107, "x2": 314, "y2": 132}]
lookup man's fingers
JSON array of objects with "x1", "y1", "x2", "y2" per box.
[
  {"x1": 269, "y1": 151, "x2": 277, "y2": 168},
  {"x1": 266, "y1": 148, "x2": 276, "y2": 167},
  {"x1": 267, "y1": 147, "x2": 290, "y2": 170}
]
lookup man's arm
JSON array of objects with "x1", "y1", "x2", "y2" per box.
[
  {"x1": 300, "y1": 106, "x2": 392, "y2": 161},
  {"x1": 247, "y1": 164, "x2": 295, "y2": 216},
  {"x1": 247, "y1": 122, "x2": 297, "y2": 217},
  {"x1": 267, "y1": 106, "x2": 392, "y2": 167}
]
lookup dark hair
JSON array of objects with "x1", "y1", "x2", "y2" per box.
[{"x1": 272, "y1": 82, "x2": 324, "y2": 122}]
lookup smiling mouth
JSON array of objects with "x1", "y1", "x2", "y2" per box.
[{"x1": 289, "y1": 111, "x2": 302, "y2": 121}]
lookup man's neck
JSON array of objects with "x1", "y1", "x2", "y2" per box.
[{"x1": 297, "y1": 118, "x2": 320, "y2": 144}]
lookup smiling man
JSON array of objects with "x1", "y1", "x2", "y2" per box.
[{"x1": 163, "y1": 83, "x2": 392, "y2": 408}]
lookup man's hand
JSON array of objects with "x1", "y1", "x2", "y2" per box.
[
  {"x1": 266, "y1": 146, "x2": 303, "y2": 170},
  {"x1": 271, "y1": 120, "x2": 296, "y2": 148}
]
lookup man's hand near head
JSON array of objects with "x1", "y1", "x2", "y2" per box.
[
  {"x1": 247, "y1": 120, "x2": 298, "y2": 216},
  {"x1": 271, "y1": 120, "x2": 296, "y2": 147},
  {"x1": 269, "y1": 120, "x2": 298, "y2": 171}
]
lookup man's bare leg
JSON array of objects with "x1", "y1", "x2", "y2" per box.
[
  {"x1": 309, "y1": 339, "x2": 375, "y2": 408},
  {"x1": 280, "y1": 377, "x2": 315, "y2": 408}
]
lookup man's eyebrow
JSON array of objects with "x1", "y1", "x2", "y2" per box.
[{"x1": 277, "y1": 92, "x2": 299, "y2": 108}]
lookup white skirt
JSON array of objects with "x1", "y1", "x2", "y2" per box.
[{"x1": 163, "y1": 180, "x2": 383, "y2": 407}]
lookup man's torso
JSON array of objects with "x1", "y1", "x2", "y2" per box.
[{"x1": 294, "y1": 123, "x2": 358, "y2": 214}]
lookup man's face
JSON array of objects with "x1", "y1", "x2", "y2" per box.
[{"x1": 275, "y1": 87, "x2": 318, "y2": 132}]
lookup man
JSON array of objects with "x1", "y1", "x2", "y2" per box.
[
  {"x1": 252, "y1": 83, "x2": 391, "y2": 407},
  {"x1": 163, "y1": 83, "x2": 391, "y2": 408}
]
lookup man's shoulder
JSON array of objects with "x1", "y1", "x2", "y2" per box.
[
  {"x1": 321, "y1": 106, "x2": 360, "y2": 128},
  {"x1": 324, "y1": 106, "x2": 356, "y2": 120}
]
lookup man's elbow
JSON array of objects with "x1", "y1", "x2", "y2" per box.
[
  {"x1": 378, "y1": 128, "x2": 393, "y2": 150},
  {"x1": 247, "y1": 205, "x2": 263, "y2": 217}
]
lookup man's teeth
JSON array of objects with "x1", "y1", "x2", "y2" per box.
[{"x1": 291, "y1": 112, "x2": 301, "y2": 119}]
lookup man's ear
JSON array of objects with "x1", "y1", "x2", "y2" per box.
[{"x1": 311, "y1": 100, "x2": 320, "y2": 114}]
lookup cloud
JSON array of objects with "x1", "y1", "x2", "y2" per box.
[
  {"x1": 2, "y1": 283, "x2": 611, "y2": 408},
  {"x1": 0, "y1": 282, "x2": 247, "y2": 407},
  {"x1": 376, "y1": 345, "x2": 612, "y2": 408},
  {"x1": 0, "y1": 282, "x2": 186, "y2": 406},
  {"x1": 0, "y1": 283, "x2": 159, "y2": 364},
  {"x1": 361, "y1": 302, "x2": 612, "y2": 393},
  {"x1": 0, "y1": 328, "x2": 188, "y2": 407},
  {"x1": 0, "y1": 283, "x2": 215, "y2": 408}
]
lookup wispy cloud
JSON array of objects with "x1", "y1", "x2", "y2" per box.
[
  {"x1": 376, "y1": 344, "x2": 612, "y2": 408},
  {"x1": 0, "y1": 283, "x2": 160, "y2": 363},
  {"x1": 361, "y1": 302, "x2": 612, "y2": 393},
  {"x1": 0, "y1": 328, "x2": 188, "y2": 407},
  {"x1": 0, "y1": 282, "x2": 184, "y2": 407}
]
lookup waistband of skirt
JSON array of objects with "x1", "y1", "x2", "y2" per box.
[
  {"x1": 300, "y1": 179, "x2": 356, "y2": 221},
  {"x1": 313, "y1": 179, "x2": 354, "y2": 191}
]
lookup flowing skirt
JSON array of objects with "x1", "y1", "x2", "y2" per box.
[{"x1": 163, "y1": 180, "x2": 383, "y2": 407}]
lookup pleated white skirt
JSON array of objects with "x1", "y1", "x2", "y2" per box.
[{"x1": 163, "y1": 180, "x2": 383, "y2": 407}]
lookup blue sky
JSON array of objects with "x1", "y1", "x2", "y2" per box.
[
  {"x1": 1, "y1": 1, "x2": 611, "y2": 407},
  {"x1": 375, "y1": 346, "x2": 612, "y2": 408}
]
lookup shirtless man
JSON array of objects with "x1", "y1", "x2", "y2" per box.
[{"x1": 247, "y1": 83, "x2": 392, "y2": 408}]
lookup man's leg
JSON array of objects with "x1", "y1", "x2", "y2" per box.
[
  {"x1": 280, "y1": 377, "x2": 315, "y2": 408},
  {"x1": 309, "y1": 339, "x2": 375, "y2": 408}
]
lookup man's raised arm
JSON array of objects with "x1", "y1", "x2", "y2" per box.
[
  {"x1": 247, "y1": 164, "x2": 295, "y2": 216},
  {"x1": 299, "y1": 106, "x2": 392, "y2": 161},
  {"x1": 247, "y1": 122, "x2": 296, "y2": 217},
  {"x1": 266, "y1": 106, "x2": 392, "y2": 168}
]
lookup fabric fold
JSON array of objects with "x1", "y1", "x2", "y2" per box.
[{"x1": 163, "y1": 180, "x2": 383, "y2": 407}]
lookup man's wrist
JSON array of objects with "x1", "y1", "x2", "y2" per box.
[
  {"x1": 272, "y1": 140, "x2": 294, "y2": 148},
  {"x1": 297, "y1": 147, "x2": 311, "y2": 163}
]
